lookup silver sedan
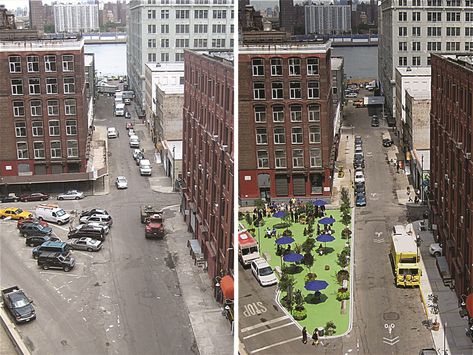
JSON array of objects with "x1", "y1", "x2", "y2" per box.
[
  {"x1": 65, "y1": 237, "x2": 103, "y2": 252},
  {"x1": 115, "y1": 176, "x2": 128, "y2": 189},
  {"x1": 57, "y1": 190, "x2": 85, "y2": 200}
]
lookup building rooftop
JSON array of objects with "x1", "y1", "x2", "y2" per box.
[
  {"x1": 396, "y1": 66, "x2": 431, "y2": 77},
  {"x1": 406, "y1": 88, "x2": 431, "y2": 100},
  {"x1": 0, "y1": 37, "x2": 84, "y2": 51},
  {"x1": 157, "y1": 83, "x2": 184, "y2": 94},
  {"x1": 240, "y1": 39, "x2": 331, "y2": 54},
  {"x1": 331, "y1": 57, "x2": 344, "y2": 71},
  {"x1": 185, "y1": 49, "x2": 234, "y2": 66},
  {"x1": 436, "y1": 53, "x2": 473, "y2": 72},
  {"x1": 145, "y1": 62, "x2": 184, "y2": 72}
]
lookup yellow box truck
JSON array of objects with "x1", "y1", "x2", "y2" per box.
[{"x1": 391, "y1": 234, "x2": 422, "y2": 287}]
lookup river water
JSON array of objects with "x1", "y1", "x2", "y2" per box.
[{"x1": 84, "y1": 42, "x2": 378, "y2": 80}]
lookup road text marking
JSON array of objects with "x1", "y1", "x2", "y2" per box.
[{"x1": 240, "y1": 315, "x2": 290, "y2": 333}]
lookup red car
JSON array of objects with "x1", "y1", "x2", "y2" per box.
[
  {"x1": 17, "y1": 217, "x2": 49, "y2": 229},
  {"x1": 19, "y1": 193, "x2": 49, "y2": 202},
  {"x1": 126, "y1": 122, "x2": 134, "y2": 130}
]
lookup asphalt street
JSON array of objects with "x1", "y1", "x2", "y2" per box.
[
  {"x1": 0, "y1": 95, "x2": 197, "y2": 355},
  {"x1": 239, "y1": 95, "x2": 434, "y2": 355}
]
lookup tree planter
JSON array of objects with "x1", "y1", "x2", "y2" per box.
[
  {"x1": 293, "y1": 307, "x2": 307, "y2": 321},
  {"x1": 432, "y1": 321, "x2": 440, "y2": 331}
]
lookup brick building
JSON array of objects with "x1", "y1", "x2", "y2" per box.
[
  {"x1": 0, "y1": 31, "x2": 89, "y2": 186},
  {"x1": 29, "y1": 0, "x2": 44, "y2": 32},
  {"x1": 181, "y1": 50, "x2": 234, "y2": 282},
  {"x1": 430, "y1": 53, "x2": 473, "y2": 297},
  {"x1": 239, "y1": 37, "x2": 333, "y2": 204}
]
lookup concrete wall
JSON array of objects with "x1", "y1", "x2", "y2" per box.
[{"x1": 155, "y1": 87, "x2": 184, "y2": 142}]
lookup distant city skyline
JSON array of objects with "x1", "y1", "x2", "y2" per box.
[{"x1": 1, "y1": 0, "x2": 124, "y2": 12}]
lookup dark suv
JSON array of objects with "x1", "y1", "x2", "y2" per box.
[
  {"x1": 25, "y1": 235, "x2": 59, "y2": 247},
  {"x1": 19, "y1": 222, "x2": 52, "y2": 238},
  {"x1": 68, "y1": 224, "x2": 105, "y2": 241},
  {"x1": 37, "y1": 252, "x2": 75, "y2": 272},
  {"x1": 32, "y1": 241, "x2": 70, "y2": 259}
]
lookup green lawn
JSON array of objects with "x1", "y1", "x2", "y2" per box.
[{"x1": 242, "y1": 209, "x2": 352, "y2": 335}]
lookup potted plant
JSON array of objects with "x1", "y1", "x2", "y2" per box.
[
  {"x1": 292, "y1": 290, "x2": 307, "y2": 320},
  {"x1": 428, "y1": 294, "x2": 440, "y2": 331},
  {"x1": 325, "y1": 320, "x2": 337, "y2": 336}
]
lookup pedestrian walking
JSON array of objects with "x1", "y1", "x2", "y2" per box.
[
  {"x1": 312, "y1": 328, "x2": 319, "y2": 346},
  {"x1": 302, "y1": 326, "x2": 308, "y2": 344}
]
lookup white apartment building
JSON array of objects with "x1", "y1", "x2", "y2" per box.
[
  {"x1": 53, "y1": 4, "x2": 99, "y2": 33},
  {"x1": 304, "y1": 4, "x2": 351, "y2": 35},
  {"x1": 378, "y1": 0, "x2": 473, "y2": 116},
  {"x1": 127, "y1": 0, "x2": 234, "y2": 109}
]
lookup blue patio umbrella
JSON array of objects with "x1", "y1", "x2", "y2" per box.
[
  {"x1": 316, "y1": 234, "x2": 335, "y2": 243},
  {"x1": 305, "y1": 280, "x2": 329, "y2": 292},
  {"x1": 275, "y1": 236, "x2": 294, "y2": 245},
  {"x1": 283, "y1": 253, "x2": 304, "y2": 263},
  {"x1": 319, "y1": 216, "x2": 336, "y2": 225},
  {"x1": 313, "y1": 199, "x2": 327, "y2": 207},
  {"x1": 273, "y1": 211, "x2": 287, "y2": 219}
]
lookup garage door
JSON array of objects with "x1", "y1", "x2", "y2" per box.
[
  {"x1": 293, "y1": 175, "x2": 306, "y2": 196},
  {"x1": 275, "y1": 175, "x2": 288, "y2": 196}
]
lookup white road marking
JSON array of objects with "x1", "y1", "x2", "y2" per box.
[
  {"x1": 242, "y1": 322, "x2": 293, "y2": 340},
  {"x1": 250, "y1": 336, "x2": 300, "y2": 354},
  {"x1": 240, "y1": 315, "x2": 290, "y2": 333},
  {"x1": 51, "y1": 224, "x2": 70, "y2": 231},
  {"x1": 161, "y1": 204, "x2": 180, "y2": 211}
]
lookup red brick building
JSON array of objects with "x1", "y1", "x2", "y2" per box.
[
  {"x1": 430, "y1": 53, "x2": 473, "y2": 297},
  {"x1": 182, "y1": 50, "x2": 234, "y2": 282},
  {"x1": 239, "y1": 38, "x2": 333, "y2": 204},
  {"x1": 0, "y1": 32, "x2": 88, "y2": 185}
]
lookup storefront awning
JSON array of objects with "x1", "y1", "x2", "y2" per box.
[
  {"x1": 220, "y1": 275, "x2": 234, "y2": 300},
  {"x1": 466, "y1": 293, "x2": 473, "y2": 318}
]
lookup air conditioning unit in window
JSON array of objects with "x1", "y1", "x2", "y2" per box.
[
  {"x1": 222, "y1": 145, "x2": 228, "y2": 152},
  {"x1": 465, "y1": 152, "x2": 471, "y2": 160}
]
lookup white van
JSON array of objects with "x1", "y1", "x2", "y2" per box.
[
  {"x1": 107, "y1": 127, "x2": 119, "y2": 139},
  {"x1": 129, "y1": 135, "x2": 140, "y2": 148},
  {"x1": 35, "y1": 204, "x2": 70, "y2": 225},
  {"x1": 115, "y1": 103, "x2": 125, "y2": 116},
  {"x1": 139, "y1": 159, "x2": 152, "y2": 176}
]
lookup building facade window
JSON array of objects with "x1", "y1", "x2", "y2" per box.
[
  {"x1": 30, "y1": 100, "x2": 42, "y2": 116},
  {"x1": 161, "y1": 38, "x2": 169, "y2": 47},
  {"x1": 271, "y1": 82, "x2": 283, "y2": 99},
  {"x1": 309, "y1": 125, "x2": 321, "y2": 143},
  {"x1": 253, "y1": 82, "x2": 265, "y2": 100},
  {"x1": 62, "y1": 55, "x2": 74, "y2": 71},
  {"x1": 161, "y1": 10, "x2": 169, "y2": 19},
  {"x1": 64, "y1": 77, "x2": 75, "y2": 94},
  {"x1": 50, "y1": 141, "x2": 61, "y2": 158},
  {"x1": 13, "y1": 101, "x2": 25, "y2": 117},
  {"x1": 273, "y1": 127, "x2": 286, "y2": 144},
  {"x1": 194, "y1": 24, "x2": 208, "y2": 33},
  {"x1": 412, "y1": 56, "x2": 421, "y2": 66},
  {"x1": 15, "y1": 122, "x2": 27, "y2": 137},
  {"x1": 161, "y1": 53, "x2": 169, "y2": 61},
  {"x1": 271, "y1": 58, "x2": 283, "y2": 76},
  {"x1": 446, "y1": 42, "x2": 460, "y2": 50},
  {"x1": 398, "y1": 57, "x2": 408, "y2": 66},
  {"x1": 291, "y1": 127, "x2": 303, "y2": 144},
  {"x1": 44, "y1": 56, "x2": 55, "y2": 72},
  {"x1": 27, "y1": 56, "x2": 39, "y2": 72},
  {"x1": 11, "y1": 79, "x2": 23, "y2": 95},
  {"x1": 254, "y1": 106, "x2": 266, "y2": 122},
  {"x1": 46, "y1": 78, "x2": 58, "y2": 94},
  {"x1": 47, "y1": 100, "x2": 59, "y2": 115},
  {"x1": 49, "y1": 120, "x2": 60, "y2": 136},
  {"x1": 33, "y1": 141, "x2": 45, "y2": 159},
  {"x1": 399, "y1": 42, "x2": 408, "y2": 51},
  {"x1": 256, "y1": 128, "x2": 268, "y2": 144},
  {"x1": 257, "y1": 150, "x2": 269, "y2": 168},
  {"x1": 427, "y1": 42, "x2": 442, "y2": 50},
  {"x1": 275, "y1": 150, "x2": 287, "y2": 168},
  {"x1": 17, "y1": 142, "x2": 28, "y2": 159},
  {"x1": 290, "y1": 105, "x2": 302, "y2": 122},
  {"x1": 212, "y1": 24, "x2": 226, "y2": 33},
  {"x1": 446, "y1": 27, "x2": 460, "y2": 36},
  {"x1": 9, "y1": 56, "x2": 21, "y2": 73},
  {"x1": 412, "y1": 12, "x2": 421, "y2": 21},
  {"x1": 252, "y1": 58, "x2": 264, "y2": 76},
  {"x1": 148, "y1": 9, "x2": 156, "y2": 19},
  {"x1": 66, "y1": 119, "x2": 77, "y2": 135},
  {"x1": 308, "y1": 81, "x2": 320, "y2": 99},
  {"x1": 212, "y1": 39, "x2": 226, "y2": 48},
  {"x1": 310, "y1": 148, "x2": 322, "y2": 167},
  {"x1": 176, "y1": 39, "x2": 189, "y2": 48},
  {"x1": 176, "y1": 9, "x2": 190, "y2": 18},
  {"x1": 412, "y1": 42, "x2": 421, "y2": 51},
  {"x1": 412, "y1": 27, "x2": 421, "y2": 36},
  {"x1": 176, "y1": 53, "x2": 184, "y2": 61},
  {"x1": 213, "y1": 10, "x2": 226, "y2": 18},
  {"x1": 193, "y1": 39, "x2": 207, "y2": 48},
  {"x1": 398, "y1": 27, "x2": 407, "y2": 36},
  {"x1": 148, "y1": 24, "x2": 157, "y2": 33},
  {"x1": 307, "y1": 58, "x2": 319, "y2": 75},
  {"x1": 398, "y1": 11, "x2": 407, "y2": 21},
  {"x1": 290, "y1": 82, "x2": 302, "y2": 99},
  {"x1": 161, "y1": 24, "x2": 169, "y2": 33},
  {"x1": 67, "y1": 140, "x2": 78, "y2": 157},
  {"x1": 293, "y1": 149, "x2": 303, "y2": 168},
  {"x1": 272, "y1": 105, "x2": 284, "y2": 122},
  {"x1": 148, "y1": 39, "x2": 156, "y2": 48},
  {"x1": 195, "y1": 9, "x2": 208, "y2": 18},
  {"x1": 427, "y1": 12, "x2": 442, "y2": 22},
  {"x1": 288, "y1": 58, "x2": 301, "y2": 76},
  {"x1": 29, "y1": 78, "x2": 40, "y2": 95},
  {"x1": 64, "y1": 99, "x2": 76, "y2": 115},
  {"x1": 176, "y1": 24, "x2": 189, "y2": 33},
  {"x1": 428, "y1": 27, "x2": 442, "y2": 36},
  {"x1": 446, "y1": 12, "x2": 460, "y2": 21},
  {"x1": 32, "y1": 121, "x2": 43, "y2": 136}
]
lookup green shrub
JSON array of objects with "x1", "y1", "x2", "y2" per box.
[
  {"x1": 336, "y1": 270, "x2": 350, "y2": 284},
  {"x1": 292, "y1": 307, "x2": 307, "y2": 320},
  {"x1": 336, "y1": 290, "x2": 350, "y2": 301},
  {"x1": 282, "y1": 229, "x2": 293, "y2": 236},
  {"x1": 325, "y1": 321, "x2": 337, "y2": 335},
  {"x1": 273, "y1": 223, "x2": 290, "y2": 229},
  {"x1": 304, "y1": 272, "x2": 317, "y2": 283},
  {"x1": 341, "y1": 227, "x2": 352, "y2": 239}
]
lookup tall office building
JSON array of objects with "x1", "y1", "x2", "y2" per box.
[
  {"x1": 181, "y1": 50, "x2": 234, "y2": 281},
  {"x1": 304, "y1": 4, "x2": 352, "y2": 35},
  {"x1": 239, "y1": 36, "x2": 333, "y2": 203},
  {"x1": 429, "y1": 53, "x2": 473, "y2": 297},
  {"x1": 53, "y1": 4, "x2": 99, "y2": 33},
  {"x1": 279, "y1": 0, "x2": 295, "y2": 33},
  {"x1": 127, "y1": 0, "x2": 234, "y2": 110},
  {"x1": 29, "y1": 0, "x2": 44, "y2": 31},
  {"x1": 379, "y1": 0, "x2": 473, "y2": 117}
]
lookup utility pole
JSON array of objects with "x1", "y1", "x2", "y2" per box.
[
  {"x1": 421, "y1": 154, "x2": 424, "y2": 204},
  {"x1": 172, "y1": 145, "x2": 176, "y2": 191}
]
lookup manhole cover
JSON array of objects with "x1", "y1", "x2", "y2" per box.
[{"x1": 383, "y1": 312, "x2": 400, "y2": 320}]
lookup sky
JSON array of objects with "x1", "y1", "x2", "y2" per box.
[{"x1": 1, "y1": 0, "x2": 123, "y2": 11}]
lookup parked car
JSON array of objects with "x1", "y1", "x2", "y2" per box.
[
  {"x1": 37, "y1": 252, "x2": 75, "y2": 272},
  {"x1": 80, "y1": 209, "x2": 110, "y2": 218},
  {"x1": 126, "y1": 122, "x2": 133, "y2": 130},
  {"x1": 355, "y1": 135, "x2": 362, "y2": 145},
  {"x1": 145, "y1": 213, "x2": 165, "y2": 239},
  {"x1": 115, "y1": 176, "x2": 128, "y2": 189},
  {"x1": 66, "y1": 237, "x2": 103, "y2": 252},
  {"x1": 355, "y1": 193, "x2": 367, "y2": 207},
  {"x1": 84, "y1": 222, "x2": 109, "y2": 234},
  {"x1": 79, "y1": 214, "x2": 113, "y2": 227},
  {"x1": 19, "y1": 222, "x2": 52, "y2": 238},
  {"x1": 354, "y1": 182, "x2": 366, "y2": 195},
  {"x1": 19, "y1": 193, "x2": 49, "y2": 202},
  {"x1": 32, "y1": 241, "x2": 70, "y2": 259},
  {"x1": 17, "y1": 217, "x2": 48, "y2": 229},
  {"x1": 0, "y1": 193, "x2": 20, "y2": 203},
  {"x1": 128, "y1": 129, "x2": 135, "y2": 137},
  {"x1": 353, "y1": 99, "x2": 364, "y2": 108},
  {"x1": 125, "y1": 111, "x2": 131, "y2": 118},
  {"x1": 124, "y1": 98, "x2": 131, "y2": 105},
  {"x1": 68, "y1": 224, "x2": 106, "y2": 241},
  {"x1": 0, "y1": 207, "x2": 33, "y2": 220},
  {"x1": 353, "y1": 158, "x2": 365, "y2": 169},
  {"x1": 57, "y1": 190, "x2": 84, "y2": 200},
  {"x1": 346, "y1": 92, "x2": 358, "y2": 98},
  {"x1": 1, "y1": 286, "x2": 35, "y2": 324},
  {"x1": 107, "y1": 127, "x2": 119, "y2": 139},
  {"x1": 139, "y1": 159, "x2": 152, "y2": 176},
  {"x1": 25, "y1": 235, "x2": 60, "y2": 247},
  {"x1": 429, "y1": 243, "x2": 442, "y2": 257},
  {"x1": 354, "y1": 171, "x2": 365, "y2": 184},
  {"x1": 371, "y1": 118, "x2": 380, "y2": 127},
  {"x1": 355, "y1": 146, "x2": 363, "y2": 154},
  {"x1": 251, "y1": 258, "x2": 278, "y2": 286}
]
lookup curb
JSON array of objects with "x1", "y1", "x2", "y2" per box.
[{"x1": 0, "y1": 306, "x2": 31, "y2": 355}]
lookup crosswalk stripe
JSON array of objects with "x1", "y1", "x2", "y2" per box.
[{"x1": 240, "y1": 315, "x2": 290, "y2": 333}]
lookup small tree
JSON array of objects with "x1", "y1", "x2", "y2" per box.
[
  {"x1": 278, "y1": 273, "x2": 296, "y2": 311},
  {"x1": 294, "y1": 289, "x2": 304, "y2": 310},
  {"x1": 301, "y1": 237, "x2": 316, "y2": 254},
  {"x1": 245, "y1": 212, "x2": 252, "y2": 226},
  {"x1": 303, "y1": 252, "x2": 314, "y2": 271}
]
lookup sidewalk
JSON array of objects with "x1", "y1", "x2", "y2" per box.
[
  {"x1": 330, "y1": 126, "x2": 355, "y2": 208},
  {"x1": 89, "y1": 125, "x2": 110, "y2": 196}
]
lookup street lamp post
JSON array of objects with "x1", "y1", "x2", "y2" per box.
[
  {"x1": 421, "y1": 154, "x2": 424, "y2": 204},
  {"x1": 172, "y1": 145, "x2": 176, "y2": 191}
]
